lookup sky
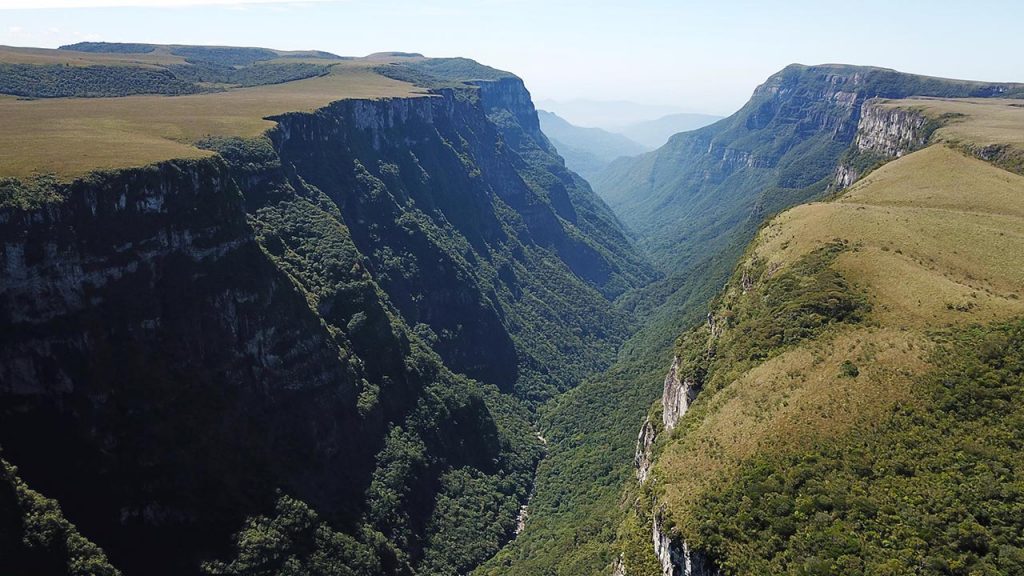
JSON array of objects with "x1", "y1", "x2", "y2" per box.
[{"x1": 1, "y1": 0, "x2": 1022, "y2": 116}]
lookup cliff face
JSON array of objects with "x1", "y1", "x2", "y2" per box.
[
  {"x1": 627, "y1": 325, "x2": 722, "y2": 576},
  {"x1": 0, "y1": 66, "x2": 638, "y2": 576},
  {"x1": 0, "y1": 159, "x2": 378, "y2": 574},
  {"x1": 266, "y1": 81, "x2": 651, "y2": 401},
  {"x1": 651, "y1": 513, "x2": 719, "y2": 576},
  {"x1": 852, "y1": 101, "x2": 931, "y2": 157},
  {"x1": 833, "y1": 100, "x2": 933, "y2": 187}
]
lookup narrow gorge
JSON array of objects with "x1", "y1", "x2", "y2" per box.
[{"x1": 2, "y1": 39, "x2": 1024, "y2": 576}]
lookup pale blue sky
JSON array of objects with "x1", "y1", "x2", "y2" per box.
[{"x1": 1, "y1": 0, "x2": 1021, "y2": 115}]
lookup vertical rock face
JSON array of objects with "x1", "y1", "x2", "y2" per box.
[
  {"x1": 0, "y1": 159, "x2": 376, "y2": 574},
  {"x1": 651, "y1": 513, "x2": 721, "y2": 576},
  {"x1": 652, "y1": 513, "x2": 682, "y2": 576},
  {"x1": 635, "y1": 417, "x2": 657, "y2": 483},
  {"x1": 661, "y1": 357, "x2": 701, "y2": 432},
  {"x1": 611, "y1": 555, "x2": 627, "y2": 576},
  {"x1": 853, "y1": 100, "x2": 931, "y2": 157},
  {"x1": 631, "y1": 313, "x2": 725, "y2": 576},
  {"x1": 834, "y1": 99, "x2": 933, "y2": 188},
  {"x1": 268, "y1": 82, "x2": 649, "y2": 400}
]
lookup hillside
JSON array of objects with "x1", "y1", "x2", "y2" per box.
[
  {"x1": 0, "y1": 43, "x2": 652, "y2": 576},
  {"x1": 617, "y1": 112, "x2": 723, "y2": 149},
  {"x1": 620, "y1": 98, "x2": 1024, "y2": 575},
  {"x1": 537, "y1": 110, "x2": 648, "y2": 181},
  {"x1": 593, "y1": 65, "x2": 1024, "y2": 331}
]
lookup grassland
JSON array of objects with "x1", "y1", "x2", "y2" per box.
[
  {"x1": 0, "y1": 47, "x2": 428, "y2": 180},
  {"x1": 0, "y1": 44, "x2": 338, "y2": 67},
  {"x1": 880, "y1": 97, "x2": 1024, "y2": 151},
  {"x1": 649, "y1": 97, "x2": 1024, "y2": 574}
]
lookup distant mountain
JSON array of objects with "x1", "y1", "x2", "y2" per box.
[
  {"x1": 535, "y1": 98, "x2": 686, "y2": 129},
  {"x1": 537, "y1": 110, "x2": 647, "y2": 181},
  {"x1": 617, "y1": 112, "x2": 723, "y2": 148}
]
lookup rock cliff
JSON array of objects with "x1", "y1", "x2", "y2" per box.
[
  {"x1": 0, "y1": 61, "x2": 646, "y2": 576},
  {"x1": 833, "y1": 99, "x2": 934, "y2": 187}
]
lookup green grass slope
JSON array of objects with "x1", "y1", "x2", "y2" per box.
[{"x1": 642, "y1": 99, "x2": 1024, "y2": 575}]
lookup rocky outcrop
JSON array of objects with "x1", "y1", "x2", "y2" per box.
[
  {"x1": 627, "y1": 312, "x2": 726, "y2": 576},
  {"x1": 833, "y1": 99, "x2": 933, "y2": 188},
  {"x1": 635, "y1": 418, "x2": 657, "y2": 483},
  {"x1": 833, "y1": 162, "x2": 861, "y2": 190},
  {"x1": 652, "y1": 510, "x2": 720, "y2": 576},
  {"x1": 854, "y1": 100, "x2": 931, "y2": 157},
  {"x1": 661, "y1": 357, "x2": 701, "y2": 432},
  {"x1": 611, "y1": 555, "x2": 627, "y2": 576}
]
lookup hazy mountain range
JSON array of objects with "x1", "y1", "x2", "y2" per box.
[{"x1": 537, "y1": 109, "x2": 722, "y2": 179}]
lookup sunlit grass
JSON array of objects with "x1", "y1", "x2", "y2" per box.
[
  {"x1": 0, "y1": 58, "x2": 427, "y2": 180},
  {"x1": 654, "y1": 98, "x2": 1024, "y2": 537}
]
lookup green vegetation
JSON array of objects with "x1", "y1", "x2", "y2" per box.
[
  {"x1": 187, "y1": 61, "x2": 650, "y2": 572},
  {"x1": 593, "y1": 66, "x2": 1024, "y2": 379},
  {"x1": 169, "y1": 45, "x2": 280, "y2": 66},
  {"x1": 0, "y1": 63, "x2": 201, "y2": 98},
  {"x1": 640, "y1": 95, "x2": 1024, "y2": 576},
  {"x1": 0, "y1": 174, "x2": 63, "y2": 209},
  {"x1": 376, "y1": 57, "x2": 515, "y2": 90},
  {"x1": 477, "y1": 86, "x2": 1024, "y2": 576},
  {"x1": 694, "y1": 243, "x2": 869, "y2": 382},
  {"x1": 59, "y1": 42, "x2": 156, "y2": 54},
  {"x1": 168, "y1": 62, "x2": 329, "y2": 87},
  {"x1": 5, "y1": 45, "x2": 1024, "y2": 576},
  {"x1": 689, "y1": 321, "x2": 1024, "y2": 576},
  {"x1": 0, "y1": 457, "x2": 120, "y2": 576},
  {"x1": 0, "y1": 44, "x2": 343, "y2": 99},
  {"x1": 203, "y1": 494, "x2": 398, "y2": 576}
]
